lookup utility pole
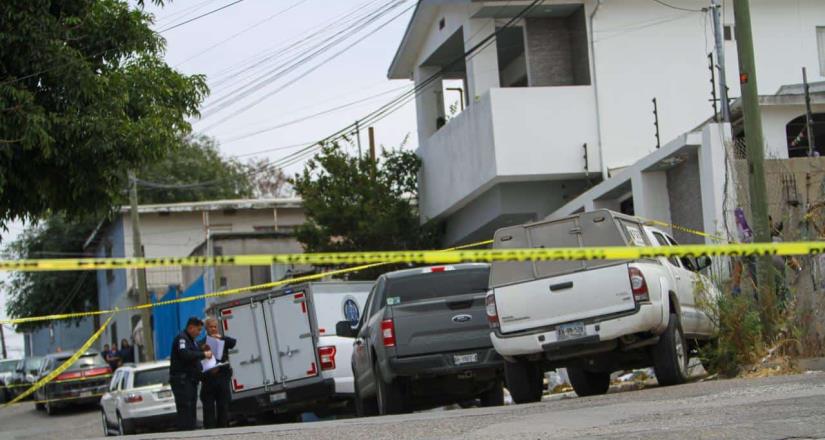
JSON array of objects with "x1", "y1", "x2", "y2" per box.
[
  {"x1": 804, "y1": 67, "x2": 817, "y2": 156},
  {"x1": 711, "y1": 0, "x2": 732, "y2": 122},
  {"x1": 0, "y1": 324, "x2": 7, "y2": 359},
  {"x1": 128, "y1": 171, "x2": 155, "y2": 361},
  {"x1": 368, "y1": 126, "x2": 377, "y2": 180},
  {"x1": 733, "y1": 0, "x2": 775, "y2": 333}
]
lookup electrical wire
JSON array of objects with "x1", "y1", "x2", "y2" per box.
[
  {"x1": 174, "y1": 0, "x2": 312, "y2": 67},
  {"x1": 649, "y1": 0, "x2": 706, "y2": 13},
  {"x1": 157, "y1": 0, "x2": 246, "y2": 33}
]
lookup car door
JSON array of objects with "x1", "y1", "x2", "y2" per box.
[
  {"x1": 352, "y1": 285, "x2": 375, "y2": 391},
  {"x1": 650, "y1": 232, "x2": 700, "y2": 334},
  {"x1": 101, "y1": 370, "x2": 122, "y2": 424}
]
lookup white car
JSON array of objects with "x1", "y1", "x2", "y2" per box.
[{"x1": 100, "y1": 361, "x2": 176, "y2": 436}]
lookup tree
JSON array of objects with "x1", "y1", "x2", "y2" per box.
[
  {"x1": 4, "y1": 135, "x2": 253, "y2": 330},
  {"x1": 291, "y1": 141, "x2": 441, "y2": 279},
  {"x1": 0, "y1": 0, "x2": 208, "y2": 227},
  {"x1": 246, "y1": 157, "x2": 292, "y2": 198}
]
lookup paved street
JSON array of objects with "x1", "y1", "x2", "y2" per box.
[{"x1": 2, "y1": 373, "x2": 825, "y2": 440}]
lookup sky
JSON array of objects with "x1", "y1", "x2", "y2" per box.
[{"x1": 0, "y1": 0, "x2": 440, "y2": 359}]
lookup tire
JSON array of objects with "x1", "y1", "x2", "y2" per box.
[
  {"x1": 354, "y1": 373, "x2": 378, "y2": 417},
  {"x1": 567, "y1": 368, "x2": 610, "y2": 397},
  {"x1": 35, "y1": 402, "x2": 45, "y2": 411},
  {"x1": 479, "y1": 379, "x2": 504, "y2": 407},
  {"x1": 653, "y1": 313, "x2": 689, "y2": 386},
  {"x1": 117, "y1": 413, "x2": 134, "y2": 436},
  {"x1": 374, "y1": 362, "x2": 405, "y2": 415},
  {"x1": 504, "y1": 359, "x2": 543, "y2": 404},
  {"x1": 101, "y1": 411, "x2": 112, "y2": 437},
  {"x1": 45, "y1": 401, "x2": 58, "y2": 416}
]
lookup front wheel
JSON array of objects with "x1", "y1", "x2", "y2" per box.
[
  {"x1": 354, "y1": 372, "x2": 378, "y2": 417},
  {"x1": 44, "y1": 401, "x2": 58, "y2": 416},
  {"x1": 653, "y1": 313, "x2": 689, "y2": 386},
  {"x1": 504, "y1": 359, "x2": 543, "y2": 404},
  {"x1": 567, "y1": 368, "x2": 610, "y2": 397}
]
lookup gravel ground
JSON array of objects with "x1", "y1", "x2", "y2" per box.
[{"x1": 3, "y1": 373, "x2": 825, "y2": 440}]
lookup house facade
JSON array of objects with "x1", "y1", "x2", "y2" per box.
[
  {"x1": 27, "y1": 198, "x2": 305, "y2": 360},
  {"x1": 389, "y1": 0, "x2": 825, "y2": 245}
]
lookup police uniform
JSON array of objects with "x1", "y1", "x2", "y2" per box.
[
  {"x1": 169, "y1": 331, "x2": 206, "y2": 431},
  {"x1": 198, "y1": 335, "x2": 236, "y2": 429}
]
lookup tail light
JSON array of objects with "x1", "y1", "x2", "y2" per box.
[
  {"x1": 381, "y1": 319, "x2": 396, "y2": 347},
  {"x1": 628, "y1": 267, "x2": 650, "y2": 303},
  {"x1": 125, "y1": 394, "x2": 143, "y2": 404},
  {"x1": 486, "y1": 293, "x2": 500, "y2": 329},
  {"x1": 56, "y1": 371, "x2": 82, "y2": 381},
  {"x1": 84, "y1": 367, "x2": 112, "y2": 377},
  {"x1": 318, "y1": 346, "x2": 337, "y2": 371}
]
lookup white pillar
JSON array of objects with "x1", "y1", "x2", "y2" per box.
[
  {"x1": 699, "y1": 123, "x2": 734, "y2": 243},
  {"x1": 463, "y1": 18, "x2": 500, "y2": 103},
  {"x1": 632, "y1": 171, "x2": 672, "y2": 232},
  {"x1": 414, "y1": 65, "x2": 443, "y2": 141}
]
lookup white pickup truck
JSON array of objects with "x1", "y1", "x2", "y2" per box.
[{"x1": 485, "y1": 210, "x2": 719, "y2": 403}]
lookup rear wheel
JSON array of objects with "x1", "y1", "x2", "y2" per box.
[
  {"x1": 353, "y1": 372, "x2": 378, "y2": 417},
  {"x1": 44, "y1": 401, "x2": 58, "y2": 416},
  {"x1": 504, "y1": 359, "x2": 543, "y2": 404},
  {"x1": 567, "y1": 368, "x2": 610, "y2": 397},
  {"x1": 479, "y1": 379, "x2": 505, "y2": 407},
  {"x1": 653, "y1": 313, "x2": 689, "y2": 386},
  {"x1": 374, "y1": 362, "x2": 405, "y2": 415}
]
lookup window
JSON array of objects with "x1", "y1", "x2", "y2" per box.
[
  {"x1": 666, "y1": 235, "x2": 698, "y2": 271},
  {"x1": 381, "y1": 268, "x2": 490, "y2": 307},
  {"x1": 724, "y1": 25, "x2": 735, "y2": 41},
  {"x1": 819, "y1": 27, "x2": 825, "y2": 76},
  {"x1": 653, "y1": 232, "x2": 681, "y2": 268},
  {"x1": 119, "y1": 372, "x2": 128, "y2": 390},
  {"x1": 134, "y1": 368, "x2": 169, "y2": 388}
]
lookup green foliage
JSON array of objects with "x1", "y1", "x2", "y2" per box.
[
  {"x1": 4, "y1": 216, "x2": 100, "y2": 332},
  {"x1": 291, "y1": 141, "x2": 441, "y2": 279},
  {"x1": 699, "y1": 293, "x2": 764, "y2": 377},
  {"x1": 4, "y1": 135, "x2": 253, "y2": 329},
  {"x1": 136, "y1": 134, "x2": 252, "y2": 204},
  {"x1": 0, "y1": 0, "x2": 208, "y2": 226}
]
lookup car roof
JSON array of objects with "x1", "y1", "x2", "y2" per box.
[
  {"x1": 381, "y1": 263, "x2": 490, "y2": 280},
  {"x1": 44, "y1": 350, "x2": 99, "y2": 360}
]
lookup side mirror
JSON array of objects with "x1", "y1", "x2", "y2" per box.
[
  {"x1": 335, "y1": 320, "x2": 357, "y2": 338},
  {"x1": 696, "y1": 256, "x2": 712, "y2": 271}
]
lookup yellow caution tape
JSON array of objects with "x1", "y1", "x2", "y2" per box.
[
  {"x1": 0, "y1": 241, "x2": 821, "y2": 273},
  {"x1": 4, "y1": 313, "x2": 113, "y2": 407},
  {"x1": 0, "y1": 240, "x2": 492, "y2": 326}
]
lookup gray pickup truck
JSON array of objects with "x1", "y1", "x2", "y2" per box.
[{"x1": 337, "y1": 264, "x2": 504, "y2": 415}]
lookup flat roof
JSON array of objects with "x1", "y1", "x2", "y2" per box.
[{"x1": 119, "y1": 197, "x2": 303, "y2": 214}]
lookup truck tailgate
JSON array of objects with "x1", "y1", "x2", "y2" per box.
[
  {"x1": 391, "y1": 292, "x2": 491, "y2": 357},
  {"x1": 496, "y1": 263, "x2": 636, "y2": 334}
]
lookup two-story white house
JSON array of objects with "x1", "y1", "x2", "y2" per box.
[{"x1": 389, "y1": 0, "x2": 825, "y2": 245}]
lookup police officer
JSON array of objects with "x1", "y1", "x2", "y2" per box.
[
  {"x1": 199, "y1": 317, "x2": 237, "y2": 429},
  {"x1": 170, "y1": 317, "x2": 212, "y2": 431}
]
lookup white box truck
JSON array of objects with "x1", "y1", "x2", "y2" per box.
[{"x1": 208, "y1": 281, "x2": 371, "y2": 420}]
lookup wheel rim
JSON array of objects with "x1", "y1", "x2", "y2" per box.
[{"x1": 675, "y1": 327, "x2": 687, "y2": 375}]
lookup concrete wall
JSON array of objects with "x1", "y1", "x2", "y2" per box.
[
  {"x1": 762, "y1": 103, "x2": 825, "y2": 159},
  {"x1": 667, "y1": 154, "x2": 705, "y2": 244}
]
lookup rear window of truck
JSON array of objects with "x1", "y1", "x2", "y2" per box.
[{"x1": 382, "y1": 268, "x2": 490, "y2": 306}]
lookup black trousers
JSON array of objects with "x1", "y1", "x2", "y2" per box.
[
  {"x1": 170, "y1": 374, "x2": 199, "y2": 431},
  {"x1": 200, "y1": 368, "x2": 231, "y2": 429}
]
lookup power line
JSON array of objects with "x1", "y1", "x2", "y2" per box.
[
  {"x1": 649, "y1": 0, "x2": 706, "y2": 13},
  {"x1": 157, "y1": 0, "x2": 246, "y2": 33},
  {"x1": 175, "y1": 0, "x2": 312, "y2": 67}
]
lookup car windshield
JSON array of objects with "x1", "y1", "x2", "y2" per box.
[
  {"x1": 133, "y1": 367, "x2": 169, "y2": 388},
  {"x1": 67, "y1": 354, "x2": 107, "y2": 370},
  {"x1": 382, "y1": 268, "x2": 490, "y2": 306},
  {"x1": 25, "y1": 357, "x2": 42, "y2": 373},
  {"x1": 0, "y1": 360, "x2": 17, "y2": 373}
]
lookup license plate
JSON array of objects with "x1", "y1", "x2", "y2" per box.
[
  {"x1": 157, "y1": 390, "x2": 172, "y2": 399},
  {"x1": 453, "y1": 353, "x2": 478, "y2": 365},
  {"x1": 79, "y1": 391, "x2": 93, "y2": 398},
  {"x1": 269, "y1": 392, "x2": 286, "y2": 403},
  {"x1": 557, "y1": 322, "x2": 586, "y2": 341}
]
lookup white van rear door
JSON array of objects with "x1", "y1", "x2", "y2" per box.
[
  {"x1": 221, "y1": 303, "x2": 275, "y2": 393},
  {"x1": 264, "y1": 291, "x2": 318, "y2": 383}
]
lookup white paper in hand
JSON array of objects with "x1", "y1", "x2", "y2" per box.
[
  {"x1": 201, "y1": 355, "x2": 217, "y2": 372},
  {"x1": 201, "y1": 336, "x2": 225, "y2": 372}
]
